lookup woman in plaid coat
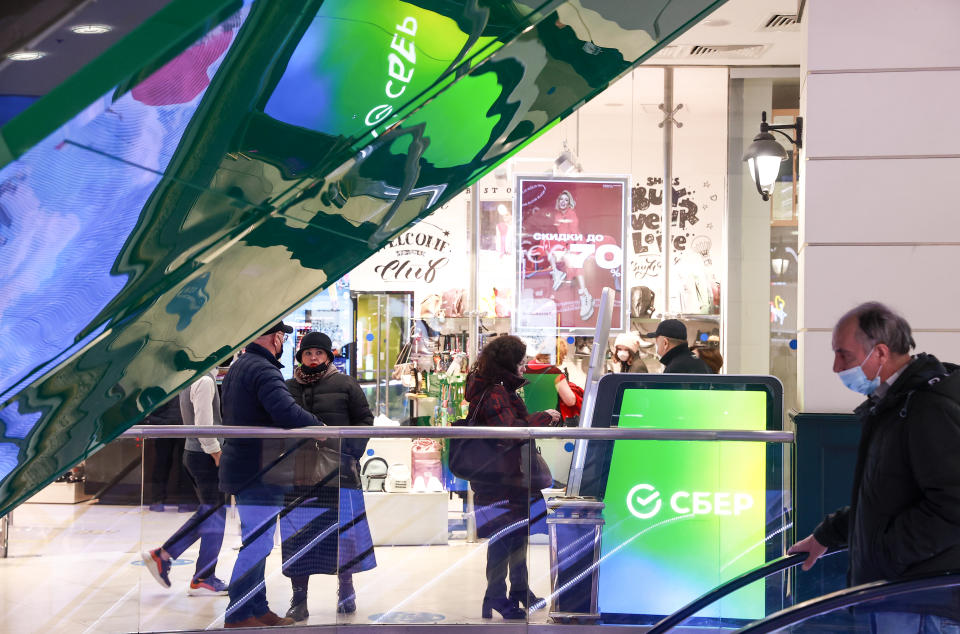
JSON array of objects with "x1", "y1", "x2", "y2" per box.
[{"x1": 465, "y1": 335, "x2": 561, "y2": 620}]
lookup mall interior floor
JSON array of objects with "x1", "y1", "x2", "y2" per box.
[{"x1": 0, "y1": 502, "x2": 554, "y2": 633}]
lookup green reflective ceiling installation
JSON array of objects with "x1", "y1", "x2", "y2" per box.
[{"x1": 0, "y1": 0, "x2": 726, "y2": 516}]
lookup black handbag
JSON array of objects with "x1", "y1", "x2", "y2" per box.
[{"x1": 449, "y1": 389, "x2": 526, "y2": 484}]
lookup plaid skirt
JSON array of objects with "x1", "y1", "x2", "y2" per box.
[{"x1": 279, "y1": 486, "x2": 377, "y2": 577}]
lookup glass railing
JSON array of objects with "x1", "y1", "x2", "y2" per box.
[{"x1": 0, "y1": 425, "x2": 795, "y2": 632}]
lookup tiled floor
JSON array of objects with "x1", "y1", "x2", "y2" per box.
[{"x1": 0, "y1": 502, "x2": 553, "y2": 633}]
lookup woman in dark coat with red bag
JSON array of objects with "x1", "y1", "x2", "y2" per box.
[{"x1": 464, "y1": 335, "x2": 561, "y2": 620}]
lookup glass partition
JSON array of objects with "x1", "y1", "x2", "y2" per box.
[{"x1": 0, "y1": 425, "x2": 793, "y2": 632}]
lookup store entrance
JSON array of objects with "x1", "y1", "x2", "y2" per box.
[{"x1": 352, "y1": 291, "x2": 414, "y2": 422}]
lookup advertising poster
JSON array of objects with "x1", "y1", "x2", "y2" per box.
[
  {"x1": 598, "y1": 387, "x2": 767, "y2": 621},
  {"x1": 516, "y1": 177, "x2": 626, "y2": 332}
]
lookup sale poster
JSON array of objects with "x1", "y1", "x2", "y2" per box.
[{"x1": 516, "y1": 177, "x2": 626, "y2": 332}]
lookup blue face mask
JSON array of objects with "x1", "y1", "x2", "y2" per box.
[{"x1": 837, "y1": 346, "x2": 883, "y2": 395}]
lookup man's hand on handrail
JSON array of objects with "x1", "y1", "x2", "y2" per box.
[{"x1": 788, "y1": 534, "x2": 829, "y2": 571}]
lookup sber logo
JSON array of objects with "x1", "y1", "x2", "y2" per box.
[{"x1": 626, "y1": 484, "x2": 754, "y2": 520}]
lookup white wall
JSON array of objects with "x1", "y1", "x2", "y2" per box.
[{"x1": 799, "y1": 0, "x2": 960, "y2": 412}]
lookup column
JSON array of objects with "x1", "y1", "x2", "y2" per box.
[{"x1": 799, "y1": 0, "x2": 960, "y2": 411}]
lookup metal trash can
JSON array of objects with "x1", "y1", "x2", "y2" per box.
[{"x1": 546, "y1": 497, "x2": 605, "y2": 623}]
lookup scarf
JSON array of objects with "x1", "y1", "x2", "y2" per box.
[{"x1": 294, "y1": 363, "x2": 339, "y2": 384}]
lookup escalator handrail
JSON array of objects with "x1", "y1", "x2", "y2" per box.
[
  {"x1": 737, "y1": 571, "x2": 960, "y2": 633},
  {"x1": 647, "y1": 549, "x2": 846, "y2": 634}
]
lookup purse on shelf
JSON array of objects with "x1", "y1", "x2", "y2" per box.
[{"x1": 361, "y1": 457, "x2": 389, "y2": 492}]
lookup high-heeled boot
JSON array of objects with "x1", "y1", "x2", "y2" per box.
[
  {"x1": 337, "y1": 574, "x2": 356, "y2": 614},
  {"x1": 509, "y1": 590, "x2": 546, "y2": 611},
  {"x1": 481, "y1": 597, "x2": 525, "y2": 620}
]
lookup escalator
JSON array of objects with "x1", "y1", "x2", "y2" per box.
[
  {"x1": 649, "y1": 549, "x2": 960, "y2": 633},
  {"x1": 0, "y1": 0, "x2": 728, "y2": 516}
]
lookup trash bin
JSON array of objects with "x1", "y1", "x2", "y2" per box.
[{"x1": 546, "y1": 497, "x2": 604, "y2": 623}]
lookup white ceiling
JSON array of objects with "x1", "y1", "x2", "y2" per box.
[{"x1": 647, "y1": 0, "x2": 802, "y2": 66}]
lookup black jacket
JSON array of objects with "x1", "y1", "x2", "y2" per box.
[
  {"x1": 660, "y1": 343, "x2": 714, "y2": 374},
  {"x1": 218, "y1": 343, "x2": 321, "y2": 493},
  {"x1": 814, "y1": 353, "x2": 960, "y2": 597},
  {"x1": 286, "y1": 369, "x2": 373, "y2": 465}
]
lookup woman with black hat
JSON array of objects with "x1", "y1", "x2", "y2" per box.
[{"x1": 280, "y1": 332, "x2": 376, "y2": 622}]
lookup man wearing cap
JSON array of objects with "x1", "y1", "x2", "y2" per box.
[
  {"x1": 219, "y1": 321, "x2": 323, "y2": 629},
  {"x1": 642, "y1": 319, "x2": 713, "y2": 374}
]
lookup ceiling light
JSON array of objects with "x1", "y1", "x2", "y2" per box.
[
  {"x1": 6, "y1": 51, "x2": 46, "y2": 61},
  {"x1": 703, "y1": 19, "x2": 730, "y2": 27},
  {"x1": 71, "y1": 24, "x2": 113, "y2": 35},
  {"x1": 742, "y1": 111, "x2": 803, "y2": 201},
  {"x1": 554, "y1": 142, "x2": 582, "y2": 175}
]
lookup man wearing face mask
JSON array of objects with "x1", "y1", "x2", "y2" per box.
[
  {"x1": 219, "y1": 321, "x2": 323, "y2": 629},
  {"x1": 641, "y1": 319, "x2": 712, "y2": 374},
  {"x1": 789, "y1": 302, "x2": 960, "y2": 632}
]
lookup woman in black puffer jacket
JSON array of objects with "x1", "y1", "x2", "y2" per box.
[{"x1": 280, "y1": 332, "x2": 376, "y2": 622}]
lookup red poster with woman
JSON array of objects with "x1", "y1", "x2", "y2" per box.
[{"x1": 517, "y1": 177, "x2": 626, "y2": 331}]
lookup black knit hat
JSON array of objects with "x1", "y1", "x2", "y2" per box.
[{"x1": 296, "y1": 331, "x2": 333, "y2": 363}]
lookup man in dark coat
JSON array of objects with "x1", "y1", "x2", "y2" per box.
[
  {"x1": 641, "y1": 319, "x2": 713, "y2": 374},
  {"x1": 219, "y1": 321, "x2": 323, "y2": 629},
  {"x1": 789, "y1": 302, "x2": 960, "y2": 631}
]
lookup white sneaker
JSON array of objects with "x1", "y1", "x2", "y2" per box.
[
  {"x1": 412, "y1": 476, "x2": 426, "y2": 492},
  {"x1": 551, "y1": 268, "x2": 567, "y2": 291},
  {"x1": 579, "y1": 289, "x2": 594, "y2": 320},
  {"x1": 426, "y1": 476, "x2": 443, "y2": 492}
]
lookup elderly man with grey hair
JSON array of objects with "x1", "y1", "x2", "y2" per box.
[{"x1": 789, "y1": 302, "x2": 960, "y2": 632}]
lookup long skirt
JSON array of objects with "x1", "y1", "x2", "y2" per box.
[{"x1": 279, "y1": 486, "x2": 377, "y2": 577}]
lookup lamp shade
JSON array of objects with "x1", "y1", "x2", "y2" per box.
[{"x1": 743, "y1": 131, "x2": 787, "y2": 195}]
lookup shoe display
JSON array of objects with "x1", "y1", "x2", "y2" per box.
[
  {"x1": 188, "y1": 576, "x2": 228, "y2": 596},
  {"x1": 256, "y1": 610, "x2": 295, "y2": 626},
  {"x1": 141, "y1": 548, "x2": 171, "y2": 588},
  {"x1": 426, "y1": 475, "x2": 443, "y2": 492},
  {"x1": 551, "y1": 269, "x2": 567, "y2": 291},
  {"x1": 224, "y1": 616, "x2": 265, "y2": 629},
  {"x1": 412, "y1": 476, "x2": 426, "y2": 493},
  {"x1": 578, "y1": 288, "x2": 595, "y2": 320},
  {"x1": 285, "y1": 598, "x2": 309, "y2": 623},
  {"x1": 481, "y1": 596, "x2": 525, "y2": 620}
]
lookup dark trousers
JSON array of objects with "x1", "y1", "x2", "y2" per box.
[
  {"x1": 226, "y1": 485, "x2": 283, "y2": 624},
  {"x1": 161, "y1": 451, "x2": 226, "y2": 581},
  {"x1": 147, "y1": 436, "x2": 191, "y2": 504},
  {"x1": 485, "y1": 529, "x2": 529, "y2": 600}
]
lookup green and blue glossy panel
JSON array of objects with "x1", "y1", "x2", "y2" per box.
[{"x1": 0, "y1": 0, "x2": 725, "y2": 515}]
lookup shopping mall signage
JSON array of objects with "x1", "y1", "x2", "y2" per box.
[
  {"x1": 625, "y1": 483, "x2": 754, "y2": 520},
  {"x1": 372, "y1": 229, "x2": 451, "y2": 283}
]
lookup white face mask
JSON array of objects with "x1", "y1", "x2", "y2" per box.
[{"x1": 616, "y1": 350, "x2": 630, "y2": 362}]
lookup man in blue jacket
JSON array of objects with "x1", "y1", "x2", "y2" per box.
[{"x1": 219, "y1": 321, "x2": 323, "y2": 629}]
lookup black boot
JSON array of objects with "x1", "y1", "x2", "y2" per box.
[
  {"x1": 509, "y1": 590, "x2": 545, "y2": 611},
  {"x1": 481, "y1": 597, "x2": 525, "y2": 620},
  {"x1": 286, "y1": 576, "x2": 309, "y2": 622},
  {"x1": 337, "y1": 574, "x2": 356, "y2": 614},
  {"x1": 286, "y1": 596, "x2": 309, "y2": 622}
]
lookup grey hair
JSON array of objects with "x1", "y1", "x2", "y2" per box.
[{"x1": 837, "y1": 302, "x2": 915, "y2": 355}]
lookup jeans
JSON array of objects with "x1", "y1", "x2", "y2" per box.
[
  {"x1": 225, "y1": 485, "x2": 283, "y2": 624},
  {"x1": 161, "y1": 451, "x2": 226, "y2": 581},
  {"x1": 872, "y1": 612, "x2": 960, "y2": 634}
]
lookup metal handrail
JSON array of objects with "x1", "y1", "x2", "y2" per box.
[
  {"x1": 647, "y1": 549, "x2": 846, "y2": 634},
  {"x1": 737, "y1": 572, "x2": 960, "y2": 633},
  {"x1": 122, "y1": 425, "x2": 794, "y2": 442}
]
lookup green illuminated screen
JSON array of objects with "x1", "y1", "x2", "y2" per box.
[{"x1": 598, "y1": 387, "x2": 768, "y2": 620}]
